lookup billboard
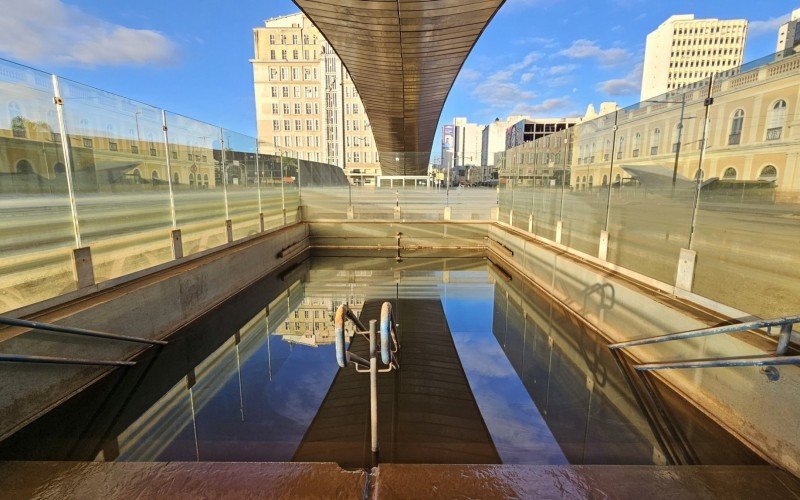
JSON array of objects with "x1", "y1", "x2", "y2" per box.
[{"x1": 442, "y1": 125, "x2": 455, "y2": 151}]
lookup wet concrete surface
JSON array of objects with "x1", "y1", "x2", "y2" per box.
[
  {"x1": 0, "y1": 461, "x2": 366, "y2": 499},
  {"x1": 371, "y1": 464, "x2": 800, "y2": 499},
  {"x1": 3, "y1": 461, "x2": 798, "y2": 499}
]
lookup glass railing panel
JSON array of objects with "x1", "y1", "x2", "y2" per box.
[
  {"x1": 58, "y1": 79, "x2": 173, "y2": 283},
  {"x1": 0, "y1": 61, "x2": 76, "y2": 311},
  {"x1": 605, "y1": 87, "x2": 699, "y2": 283},
  {"x1": 511, "y1": 148, "x2": 533, "y2": 232},
  {"x1": 165, "y1": 112, "x2": 226, "y2": 255},
  {"x1": 281, "y1": 150, "x2": 301, "y2": 223},
  {"x1": 526, "y1": 130, "x2": 567, "y2": 241},
  {"x1": 222, "y1": 130, "x2": 260, "y2": 240},
  {"x1": 559, "y1": 120, "x2": 607, "y2": 257},
  {"x1": 497, "y1": 152, "x2": 513, "y2": 222},
  {"x1": 691, "y1": 52, "x2": 800, "y2": 317},
  {"x1": 255, "y1": 145, "x2": 286, "y2": 230}
]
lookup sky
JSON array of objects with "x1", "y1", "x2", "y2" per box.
[{"x1": 0, "y1": 0, "x2": 795, "y2": 146}]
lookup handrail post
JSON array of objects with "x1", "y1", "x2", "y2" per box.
[
  {"x1": 776, "y1": 323, "x2": 793, "y2": 356},
  {"x1": 369, "y1": 319, "x2": 379, "y2": 465}
]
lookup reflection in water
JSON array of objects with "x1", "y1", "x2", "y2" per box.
[{"x1": 3, "y1": 255, "x2": 759, "y2": 466}]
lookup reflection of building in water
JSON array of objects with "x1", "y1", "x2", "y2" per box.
[{"x1": 275, "y1": 296, "x2": 364, "y2": 346}]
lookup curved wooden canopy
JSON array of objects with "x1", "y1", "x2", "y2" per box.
[{"x1": 292, "y1": 0, "x2": 506, "y2": 175}]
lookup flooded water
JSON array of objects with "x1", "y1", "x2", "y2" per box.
[{"x1": 0, "y1": 254, "x2": 764, "y2": 467}]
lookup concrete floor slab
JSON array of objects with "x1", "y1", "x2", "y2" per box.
[
  {"x1": 371, "y1": 464, "x2": 800, "y2": 500},
  {"x1": 0, "y1": 461, "x2": 366, "y2": 500}
]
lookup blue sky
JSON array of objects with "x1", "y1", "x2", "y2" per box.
[{"x1": 1, "y1": 0, "x2": 795, "y2": 145}]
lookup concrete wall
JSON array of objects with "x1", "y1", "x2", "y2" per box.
[
  {"x1": 0, "y1": 223, "x2": 309, "y2": 441},
  {"x1": 487, "y1": 223, "x2": 800, "y2": 476}
]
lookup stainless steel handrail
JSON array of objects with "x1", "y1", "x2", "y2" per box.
[
  {"x1": 0, "y1": 316, "x2": 168, "y2": 346},
  {"x1": 609, "y1": 314, "x2": 799, "y2": 372},
  {"x1": 0, "y1": 354, "x2": 135, "y2": 367}
]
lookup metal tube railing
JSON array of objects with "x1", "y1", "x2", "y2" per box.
[
  {"x1": 0, "y1": 354, "x2": 135, "y2": 367},
  {"x1": 635, "y1": 355, "x2": 800, "y2": 372},
  {"x1": 608, "y1": 315, "x2": 800, "y2": 351},
  {"x1": 609, "y1": 314, "x2": 798, "y2": 373},
  {"x1": 0, "y1": 316, "x2": 167, "y2": 346}
]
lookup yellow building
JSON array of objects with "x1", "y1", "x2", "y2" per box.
[
  {"x1": 251, "y1": 13, "x2": 381, "y2": 185},
  {"x1": 506, "y1": 51, "x2": 800, "y2": 201}
]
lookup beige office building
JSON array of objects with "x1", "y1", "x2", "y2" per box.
[
  {"x1": 641, "y1": 15, "x2": 747, "y2": 101},
  {"x1": 251, "y1": 13, "x2": 381, "y2": 185}
]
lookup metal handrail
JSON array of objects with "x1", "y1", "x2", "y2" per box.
[
  {"x1": 333, "y1": 302, "x2": 400, "y2": 465},
  {"x1": 0, "y1": 354, "x2": 135, "y2": 367},
  {"x1": 609, "y1": 314, "x2": 799, "y2": 372},
  {"x1": 0, "y1": 316, "x2": 168, "y2": 346}
]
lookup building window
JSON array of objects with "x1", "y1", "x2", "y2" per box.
[
  {"x1": 131, "y1": 145, "x2": 139, "y2": 154},
  {"x1": 273, "y1": 120, "x2": 280, "y2": 131},
  {"x1": 283, "y1": 103, "x2": 290, "y2": 114},
  {"x1": 83, "y1": 138, "x2": 93, "y2": 148},
  {"x1": 617, "y1": 136, "x2": 625, "y2": 159},
  {"x1": 282, "y1": 86, "x2": 289, "y2": 98},
  {"x1": 759, "y1": 165, "x2": 777, "y2": 181},
  {"x1": 728, "y1": 109, "x2": 744, "y2": 145},
  {"x1": 271, "y1": 87, "x2": 278, "y2": 98},
  {"x1": 272, "y1": 103, "x2": 279, "y2": 114},
  {"x1": 722, "y1": 167, "x2": 737, "y2": 179},
  {"x1": 269, "y1": 34, "x2": 275, "y2": 44},
  {"x1": 173, "y1": 172, "x2": 180, "y2": 184},
  {"x1": 765, "y1": 100, "x2": 787, "y2": 140},
  {"x1": 632, "y1": 132, "x2": 641, "y2": 157},
  {"x1": 650, "y1": 128, "x2": 660, "y2": 155},
  {"x1": 172, "y1": 151, "x2": 178, "y2": 159},
  {"x1": 294, "y1": 103, "x2": 301, "y2": 114},
  {"x1": 109, "y1": 141, "x2": 118, "y2": 151}
]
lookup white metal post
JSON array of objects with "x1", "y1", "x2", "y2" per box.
[
  {"x1": 161, "y1": 110, "x2": 177, "y2": 229},
  {"x1": 51, "y1": 74, "x2": 82, "y2": 249}
]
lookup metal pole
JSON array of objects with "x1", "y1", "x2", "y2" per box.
[
  {"x1": 255, "y1": 140, "x2": 263, "y2": 215},
  {"x1": 0, "y1": 315, "x2": 168, "y2": 345},
  {"x1": 51, "y1": 75, "x2": 82, "y2": 248},
  {"x1": 369, "y1": 318, "x2": 379, "y2": 463},
  {"x1": 162, "y1": 110, "x2": 177, "y2": 229},
  {"x1": 776, "y1": 323, "x2": 793, "y2": 356},
  {"x1": 280, "y1": 152, "x2": 286, "y2": 225},
  {"x1": 559, "y1": 130, "x2": 570, "y2": 220},
  {"x1": 636, "y1": 355, "x2": 800, "y2": 372},
  {"x1": 671, "y1": 92, "x2": 686, "y2": 196},
  {"x1": 687, "y1": 76, "x2": 714, "y2": 250},
  {"x1": 220, "y1": 128, "x2": 229, "y2": 220},
  {"x1": 604, "y1": 111, "x2": 620, "y2": 231},
  {"x1": 0, "y1": 354, "x2": 135, "y2": 367},
  {"x1": 609, "y1": 314, "x2": 800, "y2": 350}
]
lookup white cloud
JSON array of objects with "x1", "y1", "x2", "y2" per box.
[
  {"x1": 559, "y1": 39, "x2": 631, "y2": 67},
  {"x1": 548, "y1": 64, "x2": 576, "y2": 76},
  {"x1": 598, "y1": 62, "x2": 643, "y2": 96},
  {"x1": 471, "y1": 52, "x2": 542, "y2": 107},
  {"x1": 458, "y1": 68, "x2": 482, "y2": 82},
  {"x1": 748, "y1": 14, "x2": 791, "y2": 37},
  {"x1": 0, "y1": 0, "x2": 178, "y2": 67},
  {"x1": 511, "y1": 96, "x2": 576, "y2": 116}
]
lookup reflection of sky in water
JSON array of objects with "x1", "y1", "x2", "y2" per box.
[
  {"x1": 444, "y1": 292, "x2": 568, "y2": 465},
  {"x1": 153, "y1": 335, "x2": 340, "y2": 462}
]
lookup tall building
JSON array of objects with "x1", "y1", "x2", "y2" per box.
[
  {"x1": 505, "y1": 117, "x2": 579, "y2": 149},
  {"x1": 481, "y1": 116, "x2": 526, "y2": 168},
  {"x1": 452, "y1": 118, "x2": 485, "y2": 169},
  {"x1": 640, "y1": 14, "x2": 747, "y2": 101},
  {"x1": 776, "y1": 8, "x2": 800, "y2": 52},
  {"x1": 251, "y1": 13, "x2": 381, "y2": 185}
]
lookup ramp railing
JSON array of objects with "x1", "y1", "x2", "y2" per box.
[{"x1": 609, "y1": 314, "x2": 800, "y2": 373}]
